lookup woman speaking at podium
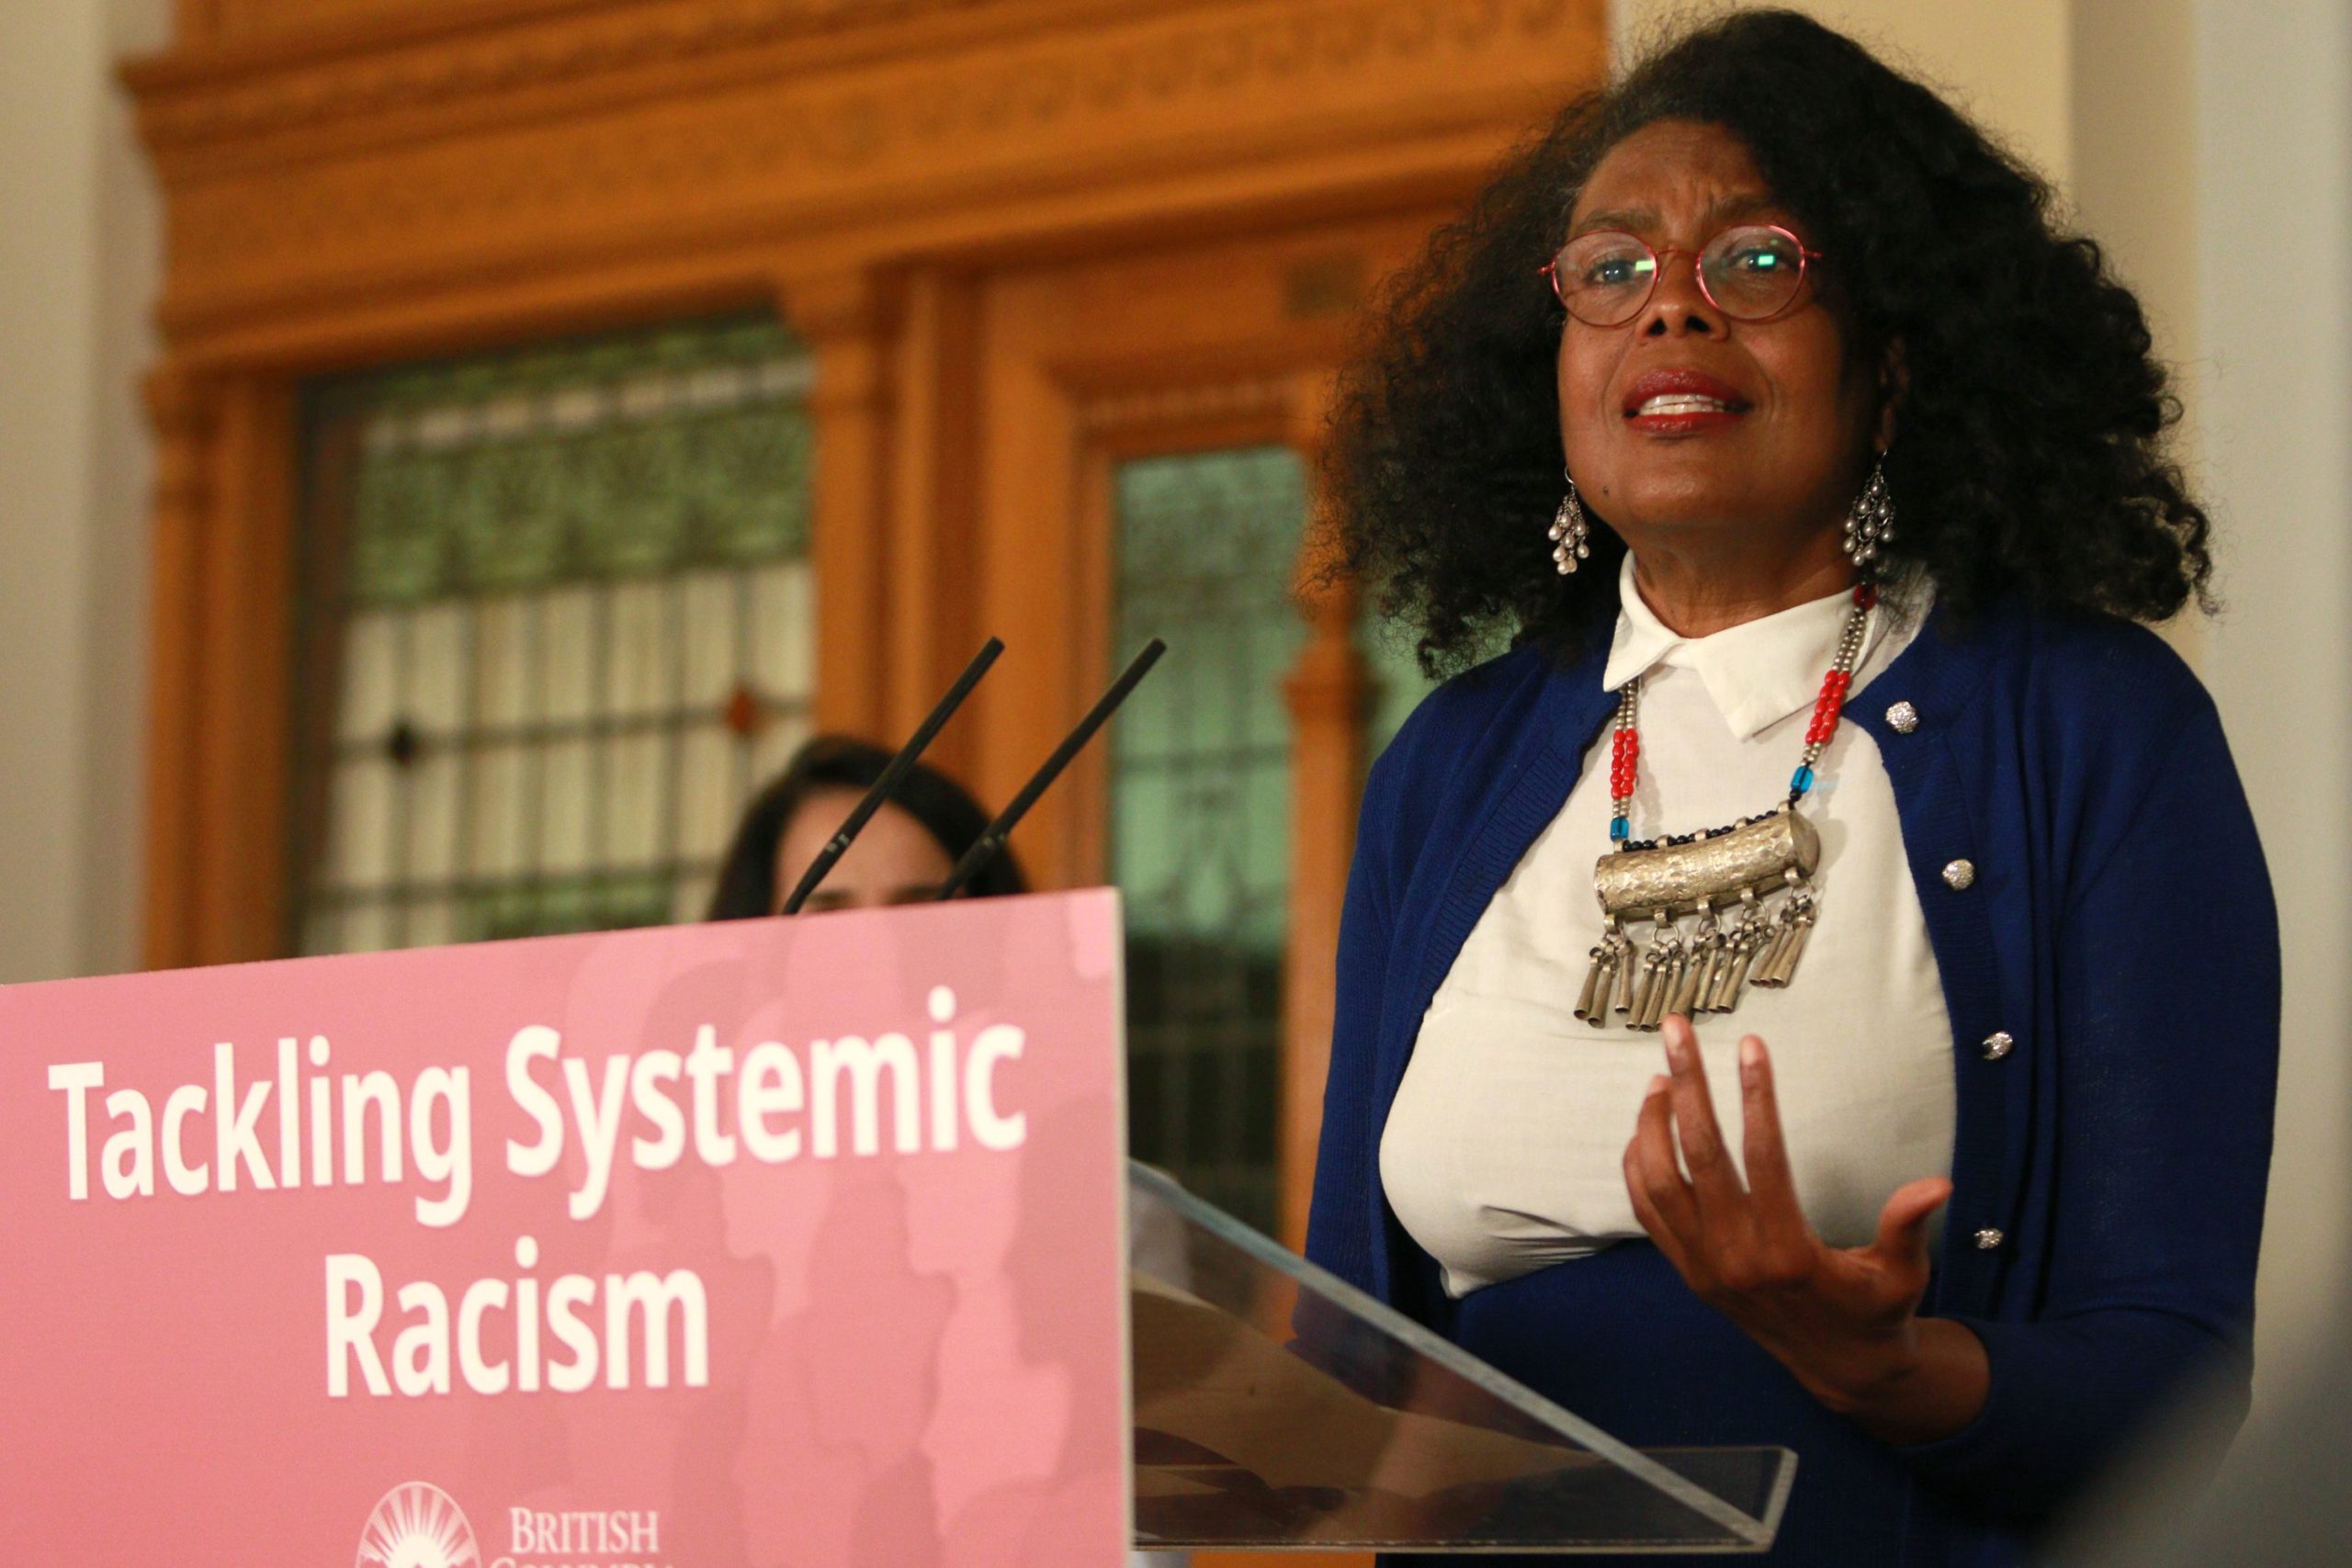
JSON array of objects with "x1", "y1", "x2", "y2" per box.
[{"x1": 1306, "y1": 12, "x2": 2278, "y2": 1564}]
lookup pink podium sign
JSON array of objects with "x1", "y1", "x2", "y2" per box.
[{"x1": 0, "y1": 889, "x2": 1129, "y2": 1567}]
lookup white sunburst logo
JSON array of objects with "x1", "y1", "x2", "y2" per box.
[{"x1": 356, "y1": 1482, "x2": 481, "y2": 1568}]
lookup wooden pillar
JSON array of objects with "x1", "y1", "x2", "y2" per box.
[
  {"x1": 141, "y1": 364, "x2": 297, "y2": 969},
  {"x1": 196, "y1": 373, "x2": 299, "y2": 965},
  {"x1": 884, "y1": 267, "x2": 984, "y2": 779},
  {"x1": 140, "y1": 366, "x2": 214, "y2": 970},
  {"x1": 1279, "y1": 369, "x2": 1367, "y2": 1252},
  {"x1": 778, "y1": 268, "x2": 898, "y2": 742}
]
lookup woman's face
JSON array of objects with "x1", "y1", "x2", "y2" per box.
[
  {"x1": 773, "y1": 789, "x2": 955, "y2": 914},
  {"x1": 1555, "y1": 118, "x2": 1883, "y2": 558}
]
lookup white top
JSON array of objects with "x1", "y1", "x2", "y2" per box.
[{"x1": 1381, "y1": 557, "x2": 1957, "y2": 1297}]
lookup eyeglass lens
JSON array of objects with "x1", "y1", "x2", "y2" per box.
[{"x1": 1552, "y1": 225, "x2": 1808, "y2": 325}]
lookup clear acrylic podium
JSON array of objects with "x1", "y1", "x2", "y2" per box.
[{"x1": 1128, "y1": 1164, "x2": 1794, "y2": 1553}]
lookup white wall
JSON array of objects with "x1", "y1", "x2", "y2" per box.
[
  {"x1": 1612, "y1": 0, "x2": 2075, "y2": 181},
  {"x1": 0, "y1": 0, "x2": 164, "y2": 984},
  {"x1": 2189, "y1": 0, "x2": 2352, "y2": 1387}
]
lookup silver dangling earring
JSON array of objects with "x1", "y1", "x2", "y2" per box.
[
  {"x1": 1549, "y1": 468, "x2": 1590, "y2": 575},
  {"x1": 1843, "y1": 457, "x2": 1894, "y2": 571}
]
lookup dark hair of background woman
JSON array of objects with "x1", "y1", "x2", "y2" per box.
[
  {"x1": 1325, "y1": 8, "x2": 2212, "y2": 674},
  {"x1": 704, "y1": 734, "x2": 1029, "y2": 919}
]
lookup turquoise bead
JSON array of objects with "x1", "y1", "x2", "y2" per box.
[{"x1": 1791, "y1": 764, "x2": 1815, "y2": 795}]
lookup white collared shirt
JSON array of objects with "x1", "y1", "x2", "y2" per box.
[{"x1": 1381, "y1": 556, "x2": 1956, "y2": 1296}]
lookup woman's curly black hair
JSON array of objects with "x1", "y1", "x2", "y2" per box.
[{"x1": 1326, "y1": 8, "x2": 2211, "y2": 673}]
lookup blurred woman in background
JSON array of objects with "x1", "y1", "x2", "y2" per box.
[{"x1": 706, "y1": 734, "x2": 1027, "y2": 918}]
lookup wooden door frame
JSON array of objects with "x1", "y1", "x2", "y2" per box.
[{"x1": 967, "y1": 213, "x2": 1423, "y2": 1248}]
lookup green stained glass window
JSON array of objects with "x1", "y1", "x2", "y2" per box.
[
  {"x1": 1361, "y1": 614, "x2": 1441, "y2": 761},
  {"x1": 290, "y1": 316, "x2": 817, "y2": 954},
  {"x1": 1111, "y1": 446, "x2": 1309, "y2": 1236}
]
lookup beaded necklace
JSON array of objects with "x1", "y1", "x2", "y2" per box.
[{"x1": 1574, "y1": 581, "x2": 1878, "y2": 1032}]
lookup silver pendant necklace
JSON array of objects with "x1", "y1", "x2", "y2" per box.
[{"x1": 1574, "y1": 582, "x2": 1877, "y2": 1032}]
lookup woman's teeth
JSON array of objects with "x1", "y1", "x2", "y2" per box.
[{"x1": 1635, "y1": 394, "x2": 1733, "y2": 416}]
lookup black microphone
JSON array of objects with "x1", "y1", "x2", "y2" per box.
[
  {"x1": 935, "y1": 637, "x2": 1167, "y2": 900},
  {"x1": 779, "y1": 637, "x2": 1004, "y2": 915}
]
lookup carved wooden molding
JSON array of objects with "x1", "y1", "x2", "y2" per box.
[
  {"x1": 136, "y1": 0, "x2": 1090, "y2": 156},
  {"x1": 1075, "y1": 374, "x2": 1295, "y2": 436},
  {"x1": 131, "y1": 0, "x2": 1602, "y2": 348}
]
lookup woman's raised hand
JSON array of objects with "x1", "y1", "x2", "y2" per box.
[{"x1": 1621, "y1": 1013, "x2": 1989, "y2": 1445}]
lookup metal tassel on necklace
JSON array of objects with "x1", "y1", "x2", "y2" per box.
[
  {"x1": 1573, "y1": 918, "x2": 1631, "y2": 1024},
  {"x1": 1575, "y1": 583, "x2": 1876, "y2": 1031}
]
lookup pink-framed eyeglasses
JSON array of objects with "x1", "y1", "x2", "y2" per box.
[{"x1": 1541, "y1": 222, "x2": 1824, "y2": 327}]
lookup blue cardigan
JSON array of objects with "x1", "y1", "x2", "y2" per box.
[{"x1": 1304, "y1": 596, "x2": 2279, "y2": 1562}]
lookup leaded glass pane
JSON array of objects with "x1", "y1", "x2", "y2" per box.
[
  {"x1": 291, "y1": 317, "x2": 816, "y2": 953},
  {"x1": 1111, "y1": 446, "x2": 1309, "y2": 1237},
  {"x1": 1363, "y1": 614, "x2": 1442, "y2": 761}
]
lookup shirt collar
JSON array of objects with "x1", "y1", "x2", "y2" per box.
[{"x1": 1599, "y1": 552, "x2": 1899, "y2": 740}]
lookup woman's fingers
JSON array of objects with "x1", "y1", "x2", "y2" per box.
[
  {"x1": 1735, "y1": 1034, "x2": 1803, "y2": 1221},
  {"x1": 1623, "y1": 1138, "x2": 1691, "y2": 1271},
  {"x1": 1659, "y1": 1014, "x2": 1736, "y2": 1198},
  {"x1": 1624, "y1": 1073, "x2": 1701, "y2": 1240},
  {"x1": 1871, "y1": 1177, "x2": 1953, "y2": 1274}
]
